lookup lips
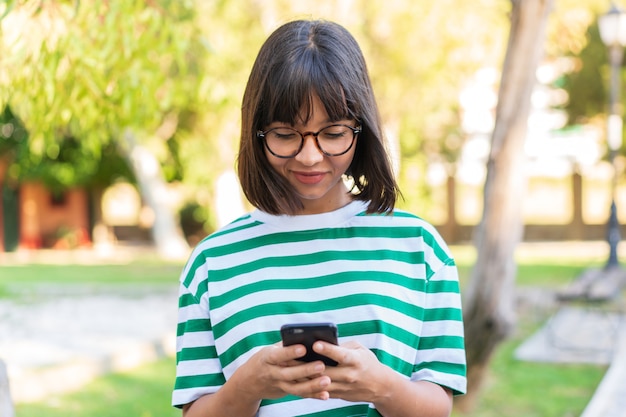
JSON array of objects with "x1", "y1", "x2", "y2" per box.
[{"x1": 293, "y1": 171, "x2": 325, "y2": 184}]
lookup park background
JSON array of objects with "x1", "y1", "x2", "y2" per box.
[
  {"x1": 0, "y1": 0, "x2": 618, "y2": 254},
  {"x1": 1, "y1": 0, "x2": 626, "y2": 416}
]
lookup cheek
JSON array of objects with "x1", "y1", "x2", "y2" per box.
[
  {"x1": 338, "y1": 150, "x2": 357, "y2": 174},
  {"x1": 265, "y1": 150, "x2": 287, "y2": 172}
]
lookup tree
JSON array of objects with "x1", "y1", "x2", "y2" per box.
[
  {"x1": 0, "y1": 0, "x2": 516, "y2": 237},
  {"x1": 456, "y1": 0, "x2": 554, "y2": 411},
  {"x1": 171, "y1": 0, "x2": 267, "y2": 229},
  {"x1": 0, "y1": 0, "x2": 204, "y2": 257},
  {"x1": 352, "y1": 0, "x2": 510, "y2": 217},
  {"x1": 562, "y1": 21, "x2": 611, "y2": 127}
]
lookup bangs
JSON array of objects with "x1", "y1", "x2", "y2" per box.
[{"x1": 259, "y1": 52, "x2": 356, "y2": 126}]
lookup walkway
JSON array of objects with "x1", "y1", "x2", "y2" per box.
[
  {"x1": 515, "y1": 262, "x2": 626, "y2": 417},
  {"x1": 0, "y1": 288, "x2": 178, "y2": 403},
  {"x1": 0, "y1": 244, "x2": 180, "y2": 404}
]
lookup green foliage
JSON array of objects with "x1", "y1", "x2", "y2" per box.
[
  {"x1": 552, "y1": 0, "x2": 626, "y2": 162},
  {"x1": 346, "y1": 1, "x2": 510, "y2": 216},
  {"x1": 548, "y1": 1, "x2": 626, "y2": 127},
  {"x1": 171, "y1": 0, "x2": 266, "y2": 210},
  {"x1": 0, "y1": 0, "x2": 610, "y2": 228},
  {"x1": 562, "y1": 21, "x2": 609, "y2": 125},
  {"x1": 0, "y1": 0, "x2": 205, "y2": 189},
  {"x1": 0, "y1": 106, "x2": 27, "y2": 159},
  {"x1": 547, "y1": 0, "x2": 604, "y2": 58}
]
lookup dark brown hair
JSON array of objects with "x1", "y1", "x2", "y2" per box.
[{"x1": 237, "y1": 19, "x2": 399, "y2": 215}]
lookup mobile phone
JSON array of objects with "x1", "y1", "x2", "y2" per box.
[{"x1": 280, "y1": 322, "x2": 338, "y2": 366}]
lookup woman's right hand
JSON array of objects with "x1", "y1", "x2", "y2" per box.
[
  {"x1": 236, "y1": 343, "x2": 332, "y2": 401},
  {"x1": 182, "y1": 343, "x2": 332, "y2": 417}
]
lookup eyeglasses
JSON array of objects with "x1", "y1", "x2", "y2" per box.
[{"x1": 257, "y1": 124, "x2": 361, "y2": 158}]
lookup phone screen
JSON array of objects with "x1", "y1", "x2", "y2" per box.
[{"x1": 280, "y1": 322, "x2": 338, "y2": 366}]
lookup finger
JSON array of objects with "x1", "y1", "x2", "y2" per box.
[
  {"x1": 279, "y1": 361, "x2": 326, "y2": 382},
  {"x1": 341, "y1": 340, "x2": 362, "y2": 349},
  {"x1": 281, "y1": 374, "x2": 331, "y2": 400},
  {"x1": 312, "y1": 341, "x2": 347, "y2": 365},
  {"x1": 267, "y1": 344, "x2": 307, "y2": 365}
]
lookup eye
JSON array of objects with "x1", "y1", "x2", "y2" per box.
[
  {"x1": 320, "y1": 125, "x2": 350, "y2": 140},
  {"x1": 269, "y1": 128, "x2": 299, "y2": 140}
]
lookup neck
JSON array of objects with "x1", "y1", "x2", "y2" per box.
[{"x1": 298, "y1": 193, "x2": 353, "y2": 215}]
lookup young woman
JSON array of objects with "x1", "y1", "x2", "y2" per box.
[{"x1": 173, "y1": 19, "x2": 466, "y2": 417}]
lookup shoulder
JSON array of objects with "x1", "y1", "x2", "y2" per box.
[
  {"x1": 192, "y1": 212, "x2": 261, "y2": 253},
  {"x1": 179, "y1": 213, "x2": 260, "y2": 285},
  {"x1": 357, "y1": 208, "x2": 442, "y2": 237},
  {"x1": 357, "y1": 208, "x2": 454, "y2": 262}
]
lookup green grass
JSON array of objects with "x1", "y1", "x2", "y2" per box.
[
  {"x1": 3, "y1": 245, "x2": 615, "y2": 416},
  {"x1": 0, "y1": 262, "x2": 183, "y2": 298},
  {"x1": 451, "y1": 320, "x2": 606, "y2": 417},
  {"x1": 16, "y1": 358, "x2": 180, "y2": 417},
  {"x1": 1, "y1": 258, "x2": 184, "y2": 417},
  {"x1": 450, "y1": 244, "x2": 609, "y2": 416},
  {"x1": 0, "y1": 263, "x2": 182, "y2": 284},
  {"x1": 450, "y1": 244, "x2": 606, "y2": 288},
  {"x1": 14, "y1": 351, "x2": 605, "y2": 417}
]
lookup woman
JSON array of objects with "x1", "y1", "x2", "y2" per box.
[{"x1": 173, "y1": 19, "x2": 466, "y2": 417}]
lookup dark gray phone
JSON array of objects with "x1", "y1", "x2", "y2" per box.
[{"x1": 280, "y1": 322, "x2": 338, "y2": 366}]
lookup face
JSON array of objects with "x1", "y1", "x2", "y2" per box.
[{"x1": 263, "y1": 94, "x2": 357, "y2": 215}]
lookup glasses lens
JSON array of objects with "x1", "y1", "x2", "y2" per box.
[
  {"x1": 262, "y1": 124, "x2": 358, "y2": 157},
  {"x1": 317, "y1": 125, "x2": 355, "y2": 155},
  {"x1": 264, "y1": 127, "x2": 301, "y2": 157}
]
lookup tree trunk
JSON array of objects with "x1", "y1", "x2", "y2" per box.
[
  {"x1": 90, "y1": 186, "x2": 118, "y2": 256},
  {"x1": 456, "y1": 0, "x2": 553, "y2": 411},
  {"x1": 0, "y1": 360, "x2": 14, "y2": 417},
  {"x1": 122, "y1": 129, "x2": 190, "y2": 260}
]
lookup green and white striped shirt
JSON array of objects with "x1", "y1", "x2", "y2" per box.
[{"x1": 173, "y1": 201, "x2": 466, "y2": 416}]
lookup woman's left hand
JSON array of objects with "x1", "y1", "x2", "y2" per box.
[{"x1": 311, "y1": 340, "x2": 392, "y2": 404}]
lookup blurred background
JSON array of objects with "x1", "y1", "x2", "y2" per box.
[
  {"x1": 1, "y1": 1, "x2": 625, "y2": 417},
  {"x1": 0, "y1": 0, "x2": 615, "y2": 257}
]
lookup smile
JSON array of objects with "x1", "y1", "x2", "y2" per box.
[{"x1": 293, "y1": 171, "x2": 326, "y2": 184}]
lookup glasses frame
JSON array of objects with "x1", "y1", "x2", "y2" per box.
[{"x1": 257, "y1": 123, "x2": 361, "y2": 158}]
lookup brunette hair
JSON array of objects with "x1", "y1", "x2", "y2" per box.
[{"x1": 237, "y1": 19, "x2": 399, "y2": 215}]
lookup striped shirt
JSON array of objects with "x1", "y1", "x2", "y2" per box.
[{"x1": 173, "y1": 200, "x2": 466, "y2": 416}]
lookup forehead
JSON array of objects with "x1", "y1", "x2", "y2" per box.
[
  {"x1": 294, "y1": 94, "x2": 332, "y2": 125},
  {"x1": 268, "y1": 95, "x2": 357, "y2": 129},
  {"x1": 266, "y1": 86, "x2": 349, "y2": 124},
  {"x1": 260, "y1": 49, "x2": 353, "y2": 126}
]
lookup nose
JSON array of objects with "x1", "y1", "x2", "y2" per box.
[{"x1": 295, "y1": 134, "x2": 324, "y2": 165}]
